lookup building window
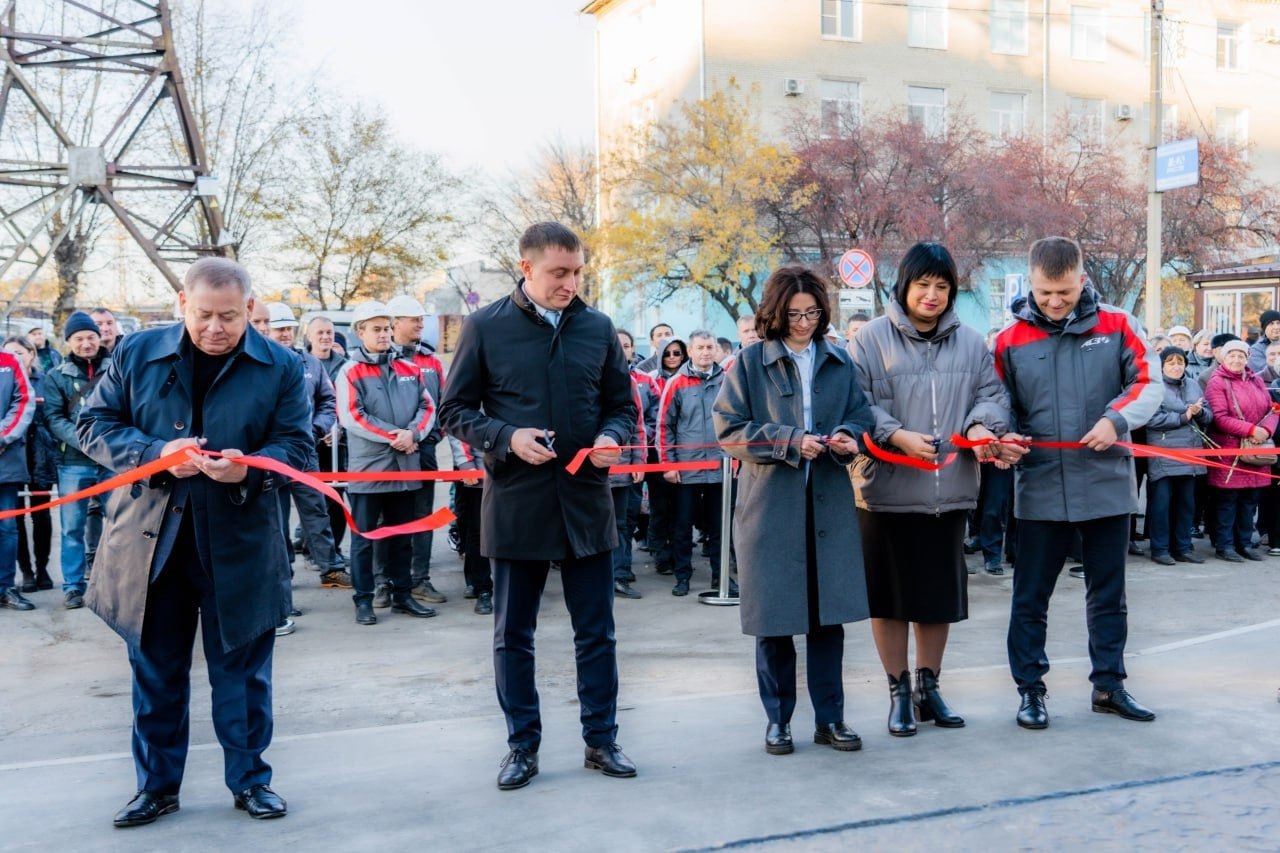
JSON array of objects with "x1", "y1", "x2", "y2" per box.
[
  {"x1": 821, "y1": 0, "x2": 861, "y2": 41},
  {"x1": 1068, "y1": 96, "x2": 1104, "y2": 146},
  {"x1": 820, "y1": 80, "x2": 862, "y2": 137},
  {"x1": 988, "y1": 279, "x2": 1008, "y2": 330},
  {"x1": 907, "y1": 85, "x2": 947, "y2": 136},
  {"x1": 1215, "y1": 107, "x2": 1249, "y2": 148},
  {"x1": 908, "y1": 0, "x2": 948, "y2": 50},
  {"x1": 990, "y1": 0, "x2": 1028, "y2": 55},
  {"x1": 1161, "y1": 103, "x2": 1178, "y2": 141},
  {"x1": 990, "y1": 91, "x2": 1026, "y2": 139},
  {"x1": 1217, "y1": 21, "x2": 1244, "y2": 71},
  {"x1": 1070, "y1": 6, "x2": 1106, "y2": 61}
]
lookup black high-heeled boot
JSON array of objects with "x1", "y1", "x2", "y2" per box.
[
  {"x1": 887, "y1": 670, "x2": 917, "y2": 737},
  {"x1": 914, "y1": 667, "x2": 965, "y2": 728}
]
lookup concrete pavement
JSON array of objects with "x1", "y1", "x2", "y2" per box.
[{"x1": 3, "y1": 508, "x2": 1279, "y2": 850}]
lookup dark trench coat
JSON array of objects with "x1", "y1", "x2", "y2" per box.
[{"x1": 714, "y1": 338, "x2": 874, "y2": 637}]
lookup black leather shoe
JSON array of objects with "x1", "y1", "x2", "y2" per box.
[
  {"x1": 1216, "y1": 549, "x2": 1245, "y2": 562},
  {"x1": 1016, "y1": 689, "x2": 1049, "y2": 729},
  {"x1": 18, "y1": 573, "x2": 36, "y2": 593},
  {"x1": 355, "y1": 601, "x2": 377, "y2": 625},
  {"x1": 474, "y1": 592, "x2": 493, "y2": 615},
  {"x1": 1239, "y1": 548, "x2": 1265, "y2": 562},
  {"x1": 813, "y1": 721, "x2": 862, "y2": 751},
  {"x1": 655, "y1": 563, "x2": 674, "y2": 576},
  {"x1": 65, "y1": 590, "x2": 85, "y2": 609},
  {"x1": 887, "y1": 671, "x2": 917, "y2": 736},
  {"x1": 1151, "y1": 552, "x2": 1176, "y2": 566},
  {"x1": 584, "y1": 742, "x2": 637, "y2": 778},
  {"x1": 765, "y1": 722, "x2": 793, "y2": 755},
  {"x1": 113, "y1": 790, "x2": 179, "y2": 827},
  {"x1": 613, "y1": 580, "x2": 642, "y2": 599},
  {"x1": 233, "y1": 784, "x2": 287, "y2": 819},
  {"x1": 671, "y1": 579, "x2": 690, "y2": 596},
  {"x1": 464, "y1": 583, "x2": 477, "y2": 599},
  {"x1": 0, "y1": 588, "x2": 35, "y2": 610},
  {"x1": 914, "y1": 667, "x2": 965, "y2": 728},
  {"x1": 1128, "y1": 541, "x2": 1145, "y2": 556},
  {"x1": 391, "y1": 595, "x2": 437, "y2": 617},
  {"x1": 498, "y1": 748, "x2": 539, "y2": 790},
  {"x1": 35, "y1": 569, "x2": 53, "y2": 590},
  {"x1": 984, "y1": 560, "x2": 1004, "y2": 575},
  {"x1": 1172, "y1": 551, "x2": 1205, "y2": 564},
  {"x1": 1091, "y1": 686, "x2": 1156, "y2": 721}
]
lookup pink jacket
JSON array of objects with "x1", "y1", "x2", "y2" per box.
[{"x1": 1204, "y1": 367, "x2": 1279, "y2": 489}]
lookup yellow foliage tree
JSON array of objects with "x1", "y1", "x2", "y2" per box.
[{"x1": 599, "y1": 81, "x2": 808, "y2": 321}]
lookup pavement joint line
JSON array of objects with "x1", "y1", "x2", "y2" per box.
[
  {"x1": 5, "y1": 618, "x2": 1278, "y2": 775},
  {"x1": 676, "y1": 759, "x2": 1280, "y2": 852}
]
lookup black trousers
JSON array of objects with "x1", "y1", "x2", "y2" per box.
[
  {"x1": 127, "y1": 519, "x2": 275, "y2": 794},
  {"x1": 673, "y1": 481, "x2": 722, "y2": 582},
  {"x1": 410, "y1": 447, "x2": 438, "y2": 582},
  {"x1": 492, "y1": 551, "x2": 618, "y2": 750},
  {"x1": 644, "y1": 467, "x2": 674, "y2": 570},
  {"x1": 16, "y1": 486, "x2": 51, "y2": 575},
  {"x1": 755, "y1": 479, "x2": 845, "y2": 725},
  {"x1": 349, "y1": 491, "x2": 416, "y2": 603},
  {"x1": 455, "y1": 486, "x2": 491, "y2": 595},
  {"x1": 1008, "y1": 514, "x2": 1129, "y2": 692},
  {"x1": 317, "y1": 436, "x2": 347, "y2": 551}
]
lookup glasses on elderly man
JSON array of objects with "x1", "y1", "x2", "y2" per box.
[{"x1": 786, "y1": 308, "x2": 823, "y2": 322}]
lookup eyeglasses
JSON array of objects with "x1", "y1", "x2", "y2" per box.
[
  {"x1": 786, "y1": 309, "x2": 823, "y2": 323},
  {"x1": 663, "y1": 351, "x2": 683, "y2": 358}
]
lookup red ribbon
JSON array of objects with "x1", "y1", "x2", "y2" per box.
[
  {"x1": 861, "y1": 436, "x2": 958, "y2": 471},
  {"x1": 0, "y1": 449, "x2": 456, "y2": 540}
]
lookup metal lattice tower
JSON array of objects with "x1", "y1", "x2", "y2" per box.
[{"x1": 0, "y1": 0, "x2": 229, "y2": 313}]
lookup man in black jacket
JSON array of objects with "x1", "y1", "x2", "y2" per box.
[{"x1": 440, "y1": 222, "x2": 637, "y2": 791}]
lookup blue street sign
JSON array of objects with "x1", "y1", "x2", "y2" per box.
[{"x1": 1156, "y1": 137, "x2": 1199, "y2": 192}]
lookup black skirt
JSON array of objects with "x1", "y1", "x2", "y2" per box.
[{"x1": 857, "y1": 508, "x2": 968, "y2": 623}]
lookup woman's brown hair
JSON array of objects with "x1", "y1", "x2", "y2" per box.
[{"x1": 755, "y1": 265, "x2": 833, "y2": 342}]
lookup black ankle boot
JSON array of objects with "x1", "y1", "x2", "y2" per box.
[
  {"x1": 914, "y1": 667, "x2": 965, "y2": 728},
  {"x1": 34, "y1": 567, "x2": 53, "y2": 591},
  {"x1": 887, "y1": 670, "x2": 917, "y2": 737},
  {"x1": 18, "y1": 568, "x2": 36, "y2": 593}
]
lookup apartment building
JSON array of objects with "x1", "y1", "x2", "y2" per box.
[{"x1": 583, "y1": 0, "x2": 1278, "y2": 333}]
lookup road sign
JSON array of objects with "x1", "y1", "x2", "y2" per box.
[
  {"x1": 838, "y1": 249, "x2": 875, "y2": 288},
  {"x1": 1156, "y1": 137, "x2": 1199, "y2": 192},
  {"x1": 1004, "y1": 273, "x2": 1024, "y2": 311},
  {"x1": 464, "y1": 291, "x2": 480, "y2": 306},
  {"x1": 838, "y1": 289, "x2": 875, "y2": 313}
]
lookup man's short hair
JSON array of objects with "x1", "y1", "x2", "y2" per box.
[
  {"x1": 1029, "y1": 237, "x2": 1083, "y2": 280},
  {"x1": 716, "y1": 336, "x2": 733, "y2": 351},
  {"x1": 616, "y1": 329, "x2": 634, "y2": 346},
  {"x1": 184, "y1": 257, "x2": 252, "y2": 295},
  {"x1": 1266, "y1": 341, "x2": 1280, "y2": 354},
  {"x1": 688, "y1": 329, "x2": 715, "y2": 343},
  {"x1": 306, "y1": 315, "x2": 334, "y2": 331},
  {"x1": 737, "y1": 314, "x2": 755, "y2": 327},
  {"x1": 518, "y1": 222, "x2": 582, "y2": 259},
  {"x1": 89, "y1": 306, "x2": 115, "y2": 318},
  {"x1": 649, "y1": 322, "x2": 673, "y2": 340},
  {"x1": 847, "y1": 313, "x2": 870, "y2": 324}
]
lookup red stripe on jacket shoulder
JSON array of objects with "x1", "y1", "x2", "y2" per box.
[
  {"x1": 993, "y1": 320, "x2": 1050, "y2": 381},
  {"x1": 1094, "y1": 309, "x2": 1151, "y2": 413}
]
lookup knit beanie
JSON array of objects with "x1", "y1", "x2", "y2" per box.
[
  {"x1": 1160, "y1": 346, "x2": 1187, "y2": 366},
  {"x1": 1261, "y1": 310, "x2": 1280, "y2": 331},
  {"x1": 1222, "y1": 340, "x2": 1249, "y2": 358},
  {"x1": 64, "y1": 311, "x2": 100, "y2": 341},
  {"x1": 1210, "y1": 332, "x2": 1240, "y2": 350}
]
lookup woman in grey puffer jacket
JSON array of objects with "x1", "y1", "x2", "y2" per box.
[
  {"x1": 849, "y1": 242, "x2": 1015, "y2": 737},
  {"x1": 1143, "y1": 346, "x2": 1212, "y2": 564}
]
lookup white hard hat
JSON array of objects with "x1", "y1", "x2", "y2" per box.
[
  {"x1": 266, "y1": 302, "x2": 297, "y2": 328},
  {"x1": 385, "y1": 294, "x2": 426, "y2": 318},
  {"x1": 351, "y1": 301, "x2": 391, "y2": 327}
]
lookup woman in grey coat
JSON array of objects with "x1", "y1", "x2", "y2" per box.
[
  {"x1": 1143, "y1": 346, "x2": 1212, "y2": 564},
  {"x1": 850, "y1": 242, "x2": 1016, "y2": 737},
  {"x1": 714, "y1": 265, "x2": 875, "y2": 757}
]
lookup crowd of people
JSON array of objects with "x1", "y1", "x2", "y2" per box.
[{"x1": 2, "y1": 222, "x2": 1274, "y2": 826}]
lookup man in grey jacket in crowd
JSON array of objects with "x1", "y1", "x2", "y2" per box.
[{"x1": 994, "y1": 236, "x2": 1162, "y2": 731}]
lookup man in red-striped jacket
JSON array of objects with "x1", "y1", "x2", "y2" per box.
[{"x1": 335, "y1": 301, "x2": 438, "y2": 626}]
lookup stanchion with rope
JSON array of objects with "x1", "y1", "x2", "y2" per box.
[{"x1": 698, "y1": 455, "x2": 738, "y2": 607}]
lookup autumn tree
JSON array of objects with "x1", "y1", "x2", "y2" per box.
[
  {"x1": 598, "y1": 82, "x2": 807, "y2": 320},
  {"x1": 471, "y1": 139, "x2": 599, "y2": 298},
  {"x1": 265, "y1": 104, "x2": 461, "y2": 309},
  {"x1": 775, "y1": 106, "x2": 1014, "y2": 311}
]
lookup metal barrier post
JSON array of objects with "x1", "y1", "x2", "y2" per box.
[
  {"x1": 698, "y1": 455, "x2": 739, "y2": 606},
  {"x1": 330, "y1": 424, "x2": 340, "y2": 472}
]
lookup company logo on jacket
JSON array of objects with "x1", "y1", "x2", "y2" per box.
[{"x1": 1081, "y1": 336, "x2": 1111, "y2": 349}]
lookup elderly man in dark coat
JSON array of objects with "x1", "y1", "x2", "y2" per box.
[
  {"x1": 439, "y1": 222, "x2": 636, "y2": 792},
  {"x1": 78, "y1": 258, "x2": 311, "y2": 828}
]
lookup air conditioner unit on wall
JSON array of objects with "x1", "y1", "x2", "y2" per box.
[
  {"x1": 1114, "y1": 104, "x2": 1135, "y2": 121},
  {"x1": 784, "y1": 78, "x2": 804, "y2": 96}
]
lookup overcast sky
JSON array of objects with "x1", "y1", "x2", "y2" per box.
[{"x1": 285, "y1": 0, "x2": 597, "y2": 175}]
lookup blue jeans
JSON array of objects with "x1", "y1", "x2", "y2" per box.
[
  {"x1": 1146, "y1": 475, "x2": 1195, "y2": 556},
  {"x1": 58, "y1": 464, "x2": 112, "y2": 593},
  {"x1": 0, "y1": 484, "x2": 17, "y2": 590}
]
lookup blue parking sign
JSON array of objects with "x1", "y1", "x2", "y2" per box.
[{"x1": 1156, "y1": 138, "x2": 1199, "y2": 192}]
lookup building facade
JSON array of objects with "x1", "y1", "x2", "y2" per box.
[{"x1": 585, "y1": 0, "x2": 1279, "y2": 333}]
